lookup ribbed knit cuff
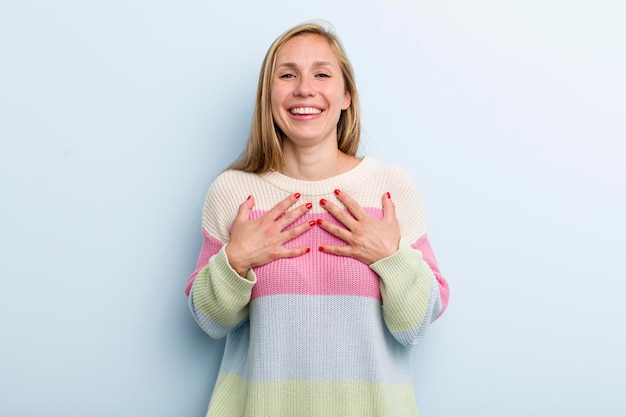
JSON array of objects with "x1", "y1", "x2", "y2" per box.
[
  {"x1": 370, "y1": 240, "x2": 434, "y2": 342},
  {"x1": 369, "y1": 240, "x2": 423, "y2": 280},
  {"x1": 213, "y1": 245, "x2": 257, "y2": 295}
]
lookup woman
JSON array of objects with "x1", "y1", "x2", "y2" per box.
[{"x1": 185, "y1": 21, "x2": 450, "y2": 417}]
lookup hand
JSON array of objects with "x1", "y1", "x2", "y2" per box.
[
  {"x1": 225, "y1": 193, "x2": 314, "y2": 276},
  {"x1": 317, "y1": 190, "x2": 400, "y2": 265}
]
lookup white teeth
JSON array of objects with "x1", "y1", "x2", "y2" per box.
[{"x1": 290, "y1": 107, "x2": 322, "y2": 115}]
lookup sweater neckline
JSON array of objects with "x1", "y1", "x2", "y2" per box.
[{"x1": 260, "y1": 155, "x2": 379, "y2": 197}]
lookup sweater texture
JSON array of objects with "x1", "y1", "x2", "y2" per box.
[{"x1": 186, "y1": 156, "x2": 449, "y2": 417}]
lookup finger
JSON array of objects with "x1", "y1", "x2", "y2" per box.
[
  {"x1": 315, "y1": 218, "x2": 352, "y2": 243},
  {"x1": 334, "y1": 189, "x2": 368, "y2": 220},
  {"x1": 381, "y1": 192, "x2": 397, "y2": 223},
  {"x1": 320, "y1": 198, "x2": 357, "y2": 229},
  {"x1": 278, "y1": 201, "x2": 313, "y2": 229},
  {"x1": 267, "y1": 192, "x2": 302, "y2": 220},
  {"x1": 281, "y1": 218, "x2": 316, "y2": 242},
  {"x1": 318, "y1": 244, "x2": 355, "y2": 259},
  {"x1": 234, "y1": 195, "x2": 254, "y2": 222},
  {"x1": 278, "y1": 245, "x2": 312, "y2": 259}
]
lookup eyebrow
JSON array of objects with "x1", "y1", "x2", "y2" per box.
[{"x1": 276, "y1": 61, "x2": 334, "y2": 69}]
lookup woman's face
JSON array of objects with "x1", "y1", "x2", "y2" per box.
[{"x1": 271, "y1": 34, "x2": 351, "y2": 150}]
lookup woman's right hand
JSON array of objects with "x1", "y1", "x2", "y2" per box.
[{"x1": 225, "y1": 193, "x2": 314, "y2": 277}]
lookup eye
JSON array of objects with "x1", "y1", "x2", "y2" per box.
[
  {"x1": 279, "y1": 73, "x2": 295, "y2": 79},
  {"x1": 316, "y1": 73, "x2": 331, "y2": 78}
]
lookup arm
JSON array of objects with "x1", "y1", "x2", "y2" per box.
[
  {"x1": 187, "y1": 236, "x2": 256, "y2": 339},
  {"x1": 370, "y1": 237, "x2": 445, "y2": 347},
  {"x1": 317, "y1": 173, "x2": 449, "y2": 348},
  {"x1": 185, "y1": 174, "x2": 314, "y2": 339},
  {"x1": 372, "y1": 174, "x2": 449, "y2": 347},
  {"x1": 184, "y1": 176, "x2": 256, "y2": 339}
]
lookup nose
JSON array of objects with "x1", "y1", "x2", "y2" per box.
[{"x1": 294, "y1": 75, "x2": 315, "y2": 97}]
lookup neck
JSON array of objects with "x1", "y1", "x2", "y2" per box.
[{"x1": 280, "y1": 144, "x2": 360, "y2": 181}]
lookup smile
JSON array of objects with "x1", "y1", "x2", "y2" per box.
[{"x1": 290, "y1": 107, "x2": 322, "y2": 115}]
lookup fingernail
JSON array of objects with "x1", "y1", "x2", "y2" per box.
[
  {"x1": 318, "y1": 246, "x2": 324, "y2": 252},
  {"x1": 306, "y1": 247, "x2": 311, "y2": 253},
  {"x1": 320, "y1": 198, "x2": 327, "y2": 206},
  {"x1": 334, "y1": 189, "x2": 341, "y2": 195},
  {"x1": 316, "y1": 218, "x2": 323, "y2": 225},
  {"x1": 386, "y1": 192, "x2": 391, "y2": 199},
  {"x1": 309, "y1": 220, "x2": 316, "y2": 227},
  {"x1": 306, "y1": 202, "x2": 313, "y2": 209},
  {"x1": 294, "y1": 192, "x2": 301, "y2": 199},
  {"x1": 247, "y1": 195, "x2": 251, "y2": 200}
]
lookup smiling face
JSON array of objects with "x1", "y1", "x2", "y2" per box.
[{"x1": 270, "y1": 34, "x2": 352, "y2": 150}]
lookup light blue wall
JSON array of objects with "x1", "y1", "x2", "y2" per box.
[{"x1": 1, "y1": 1, "x2": 625, "y2": 416}]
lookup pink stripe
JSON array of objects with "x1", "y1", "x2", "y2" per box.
[
  {"x1": 412, "y1": 235, "x2": 450, "y2": 316},
  {"x1": 186, "y1": 209, "x2": 449, "y2": 314},
  {"x1": 184, "y1": 230, "x2": 223, "y2": 296},
  {"x1": 250, "y1": 208, "x2": 384, "y2": 300}
]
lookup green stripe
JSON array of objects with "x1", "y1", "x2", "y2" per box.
[{"x1": 205, "y1": 373, "x2": 421, "y2": 417}]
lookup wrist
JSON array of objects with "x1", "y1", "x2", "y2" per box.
[
  {"x1": 224, "y1": 244, "x2": 250, "y2": 277},
  {"x1": 233, "y1": 266, "x2": 250, "y2": 277}
]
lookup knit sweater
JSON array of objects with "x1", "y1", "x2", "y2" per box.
[{"x1": 185, "y1": 156, "x2": 449, "y2": 417}]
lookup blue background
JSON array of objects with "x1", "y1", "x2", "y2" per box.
[{"x1": 1, "y1": 1, "x2": 625, "y2": 415}]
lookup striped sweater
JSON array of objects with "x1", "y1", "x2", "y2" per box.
[{"x1": 185, "y1": 156, "x2": 449, "y2": 417}]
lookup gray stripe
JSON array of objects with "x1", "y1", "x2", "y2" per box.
[{"x1": 217, "y1": 295, "x2": 414, "y2": 384}]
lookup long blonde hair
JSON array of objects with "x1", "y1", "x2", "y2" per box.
[{"x1": 228, "y1": 21, "x2": 361, "y2": 173}]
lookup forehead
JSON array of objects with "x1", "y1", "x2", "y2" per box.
[{"x1": 275, "y1": 34, "x2": 340, "y2": 67}]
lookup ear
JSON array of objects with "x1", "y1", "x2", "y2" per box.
[{"x1": 342, "y1": 90, "x2": 351, "y2": 110}]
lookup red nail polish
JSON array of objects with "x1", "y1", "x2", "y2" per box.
[
  {"x1": 319, "y1": 246, "x2": 324, "y2": 252},
  {"x1": 309, "y1": 220, "x2": 316, "y2": 227},
  {"x1": 294, "y1": 192, "x2": 301, "y2": 199},
  {"x1": 386, "y1": 192, "x2": 391, "y2": 199},
  {"x1": 306, "y1": 247, "x2": 311, "y2": 253},
  {"x1": 320, "y1": 198, "x2": 327, "y2": 206},
  {"x1": 334, "y1": 189, "x2": 341, "y2": 195},
  {"x1": 316, "y1": 218, "x2": 322, "y2": 225},
  {"x1": 247, "y1": 195, "x2": 251, "y2": 200},
  {"x1": 306, "y1": 202, "x2": 313, "y2": 209}
]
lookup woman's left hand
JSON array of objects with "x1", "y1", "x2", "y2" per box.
[{"x1": 317, "y1": 190, "x2": 401, "y2": 265}]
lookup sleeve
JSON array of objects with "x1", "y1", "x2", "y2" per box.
[
  {"x1": 184, "y1": 176, "x2": 257, "y2": 339},
  {"x1": 369, "y1": 170, "x2": 450, "y2": 347},
  {"x1": 188, "y1": 245, "x2": 256, "y2": 339}
]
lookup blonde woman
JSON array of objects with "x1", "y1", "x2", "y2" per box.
[{"x1": 185, "y1": 21, "x2": 450, "y2": 417}]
